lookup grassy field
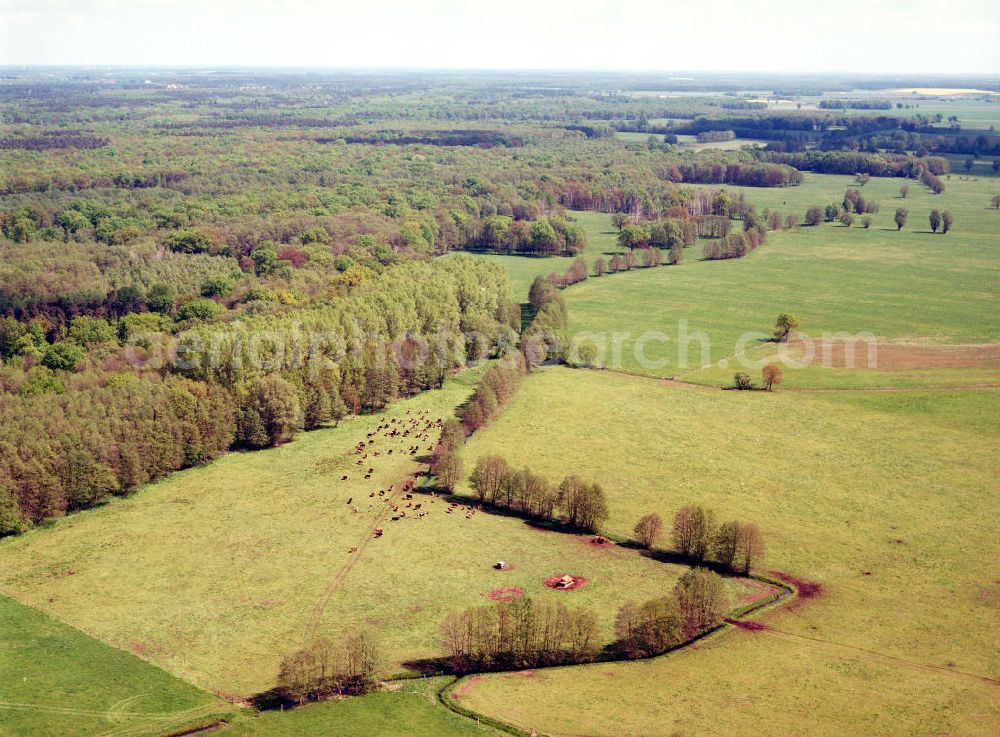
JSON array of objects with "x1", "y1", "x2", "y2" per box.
[
  {"x1": 563, "y1": 174, "x2": 1000, "y2": 387},
  {"x1": 0, "y1": 369, "x2": 702, "y2": 699},
  {"x1": 455, "y1": 366, "x2": 1000, "y2": 736},
  {"x1": 615, "y1": 131, "x2": 767, "y2": 151},
  {"x1": 218, "y1": 678, "x2": 501, "y2": 737},
  {"x1": 0, "y1": 594, "x2": 229, "y2": 737},
  {"x1": 461, "y1": 210, "x2": 624, "y2": 301}
]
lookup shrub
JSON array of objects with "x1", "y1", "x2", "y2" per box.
[
  {"x1": 42, "y1": 341, "x2": 85, "y2": 371},
  {"x1": 634, "y1": 512, "x2": 663, "y2": 549},
  {"x1": 762, "y1": 363, "x2": 783, "y2": 390}
]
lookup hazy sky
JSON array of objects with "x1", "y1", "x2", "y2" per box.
[{"x1": 1, "y1": 0, "x2": 998, "y2": 74}]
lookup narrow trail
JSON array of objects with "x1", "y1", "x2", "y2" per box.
[
  {"x1": 305, "y1": 463, "x2": 427, "y2": 633},
  {"x1": 734, "y1": 622, "x2": 1000, "y2": 687}
]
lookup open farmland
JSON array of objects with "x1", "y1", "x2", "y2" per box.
[
  {"x1": 564, "y1": 174, "x2": 1000, "y2": 387},
  {"x1": 0, "y1": 371, "x2": 704, "y2": 699},
  {"x1": 455, "y1": 366, "x2": 1000, "y2": 736},
  {"x1": 1, "y1": 56, "x2": 998, "y2": 737}
]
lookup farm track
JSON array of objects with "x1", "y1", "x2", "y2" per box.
[
  {"x1": 730, "y1": 622, "x2": 1000, "y2": 686},
  {"x1": 305, "y1": 462, "x2": 429, "y2": 633}
]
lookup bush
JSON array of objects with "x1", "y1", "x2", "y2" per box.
[
  {"x1": 634, "y1": 512, "x2": 663, "y2": 549},
  {"x1": 42, "y1": 341, "x2": 85, "y2": 371},
  {"x1": 177, "y1": 299, "x2": 223, "y2": 323}
]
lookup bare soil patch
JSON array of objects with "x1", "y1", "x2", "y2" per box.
[
  {"x1": 450, "y1": 675, "x2": 483, "y2": 700},
  {"x1": 781, "y1": 340, "x2": 1000, "y2": 371},
  {"x1": 725, "y1": 617, "x2": 768, "y2": 632},
  {"x1": 739, "y1": 578, "x2": 777, "y2": 605},
  {"x1": 484, "y1": 586, "x2": 525, "y2": 602},
  {"x1": 770, "y1": 570, "x2": 824, "y2": 608}
]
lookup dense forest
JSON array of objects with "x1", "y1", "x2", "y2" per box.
[{"x1": 1, "y1": 70, "x2": 992, "y2": 534}]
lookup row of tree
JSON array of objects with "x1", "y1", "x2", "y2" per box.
[
  {"x1": 702, "y1": 228, "x2": 765, "y2": 260},
  {"x1": 469, "y1": 455, "x2": 609, "y2": 533},
  {"x1": 615, "y1": 567, "x2": 728, "y2": 658},
  {"x1": 442, "y1": 596, "x2": 599, "y2": 672},
  {"x1": 633, "y1": 505, "x2": 766, "y2": 574},
  {"x1": 466, "y1": 214, "x2": 587, "y2": 257},
  {"x1": 441, "y1": 565, "x2": 731, "y2": 673},
  {"x1": 276, "y1": 632, "x2": 380, "y2": 704}
]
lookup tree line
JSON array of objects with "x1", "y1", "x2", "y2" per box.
[
  {"x1": 0, "y1": 257, "x2": 514, "y2": 535},
  {"x1": 632, "y1": 505, "x2": 765, "y2": 574},
  {"x1": 441, "y1": 565, "x2": 729, "y2": 673},
  {"x1": 275, "y1": 631, "x2": 380, "y2": 704},
  {"x1": 469, "y1": 455, "x2": 609, "y2": 533}
]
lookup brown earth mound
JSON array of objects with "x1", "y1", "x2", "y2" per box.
[
  {"x1": 588, "y1": 535, "x2": 615, "y2": 549},
  {"x1": 543, "y1": 574, "x2": 588, "y2": 591}
]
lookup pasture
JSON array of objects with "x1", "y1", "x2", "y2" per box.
[
  {"x1": 564, "y1": 174, "x2": 1000, "y2": 386},
  {"x1": 0, "y1": 369, "x2": 700, "y2": 699},
  {"x1": 218, "y1": 678, "x2": 500, "y2": 737},
  {"x1": 455, "y1": 366, "x2": 1000, "y2": 736},
  {"x1": 0, "y1": 594, "x2": 228, "y2": 737}
]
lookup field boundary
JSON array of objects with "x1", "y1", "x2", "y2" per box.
[{"x1": 431, "y1": 571, "x2": 795, "y2": 737}]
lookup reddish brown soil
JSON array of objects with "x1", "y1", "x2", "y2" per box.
[
  {"x1": 725, "y1": 618, "x2": 768, "y2": 632},
  {"x1": 484, "y1": 586, "x2": 525, "y2": 602},
  {"x1": 543, "y1": 574, "x2": 588, "y2": 591},
  {"x1": 450, "y1": 675, "x2": 483, "y2": 700},
  {"x1": 782, "y1": 340, "x2": 1000, "y2": 371},
  {"x1": 770, "y1": 570, "x2": 824, "y2": 605},
  {"x1": 586, "y1": 536, "x2": 615, "y2": 550},
  {"x1": 739, "y1": 579, "x2": 777, "y2": 604}
]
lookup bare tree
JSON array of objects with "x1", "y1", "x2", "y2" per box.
[
  {"x1": 671, "y1": 505, "x2": 716, "y2": 561},
  {"x1": 471, "y1": 455, "x2": 510, "y2": 504},
  {"x1": 634, "y1": 512, "x2": 663, "y2": 549},
  {"x1": 735, "y1": 523, "x2": 765, "y2": 574},
  {"x1": 762, "y1": 363, "x2": 783, "y2": 391}
]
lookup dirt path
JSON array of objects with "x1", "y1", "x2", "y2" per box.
[
  {"x1": 305, "y1": 462, "x2": 428, "y2": 633},
  {"x1": 728, "y1": 621, "x2": 1000, "y2": 686}
]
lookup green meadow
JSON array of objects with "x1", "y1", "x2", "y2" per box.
[
  {"x1": 218, "y1": 678, "x2": 499, "y2": 737},
  {"x1": 562, "y1": 174, "x2": 1000, "y2": 386},
  {"x1": 456, "y1": 366, "x2": 1000, "y2": 737},
  {"x1": 0, "y1": 595, "x2": 228, "y2": 737}
]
